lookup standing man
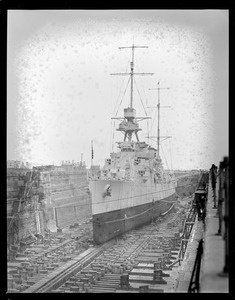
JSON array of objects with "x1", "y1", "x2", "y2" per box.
[{"x1": 210, "y1": 164, "x2": 218, "y2": 208}]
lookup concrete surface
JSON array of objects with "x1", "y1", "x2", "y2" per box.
[{"x1": 200, "y1": 182, "x2": 228, "y2": 293}]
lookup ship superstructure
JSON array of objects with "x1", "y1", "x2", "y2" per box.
[{"x1": 89, "y1": 44, "x2": 178, "y2": 244}]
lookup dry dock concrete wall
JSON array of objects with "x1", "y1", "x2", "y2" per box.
[
  {"x1": 176, "y1": 173, "x2": 200, "y2": 198},
  {"x1": 7, "y1": 165, "x2": 91, "y2": 245},
  {"x1": 40, "y1": 168, "x2": 91, "y2": 229}
]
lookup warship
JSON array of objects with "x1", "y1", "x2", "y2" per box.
[{"x1": 89, "y1": 45, "x2": 180, "y2": 244}]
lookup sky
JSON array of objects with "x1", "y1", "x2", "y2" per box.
[{"x1": 7, "y1": 10, "x2": 228, "y2": 170}]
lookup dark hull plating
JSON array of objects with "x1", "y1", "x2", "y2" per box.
[{"x1": 92, "y1": 192, "x2": 176, "y2": 244}]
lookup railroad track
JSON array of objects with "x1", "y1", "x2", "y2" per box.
[
  {"x1": 7, "y1": 222, "x2": 94, "y2": 292},
  {"x1": 47, "y1": 207, "x2": 185, "y2": 293},
  {"x1": 7, "y1": 193, "x2": 197, "y2": 293}
]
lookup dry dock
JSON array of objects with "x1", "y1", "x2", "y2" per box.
[
  {"x1": 7, "y1": 194, "x2": 199, "y2": 293},
  {"x1": 7, "y1": 165, "x2": 230, "y2": 294}
]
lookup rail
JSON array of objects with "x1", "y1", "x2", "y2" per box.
[
  {"x1": 187, "y1": 159, "x2": 229, "y2": 292},
  {"x1": 173, "y1": 172, "x2": 208, "y2": 266},
  {"x1": 177, "y1": 205, "x2": 197, "y2": 262},
  {"x1": 186, "y1": 171, "x2": 209, "y2": 292},
  {"x1": 188, "y1": 238, "x2": 204, "y2": 292},
  {"x1": 217, "y1": 157, "x2": 229, "y2": 274},
  {"x1": 23, "y1": 239, "x2": 116, "y2": 293}
]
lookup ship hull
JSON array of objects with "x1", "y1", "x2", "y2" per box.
[{"x1": 92, "y1": 192, "x2": 176, "y2": 244}]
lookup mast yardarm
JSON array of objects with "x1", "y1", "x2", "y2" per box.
[{"x1": 111, "y1": 44, "x2": 153, "y2": 142}]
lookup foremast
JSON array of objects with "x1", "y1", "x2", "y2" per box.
[{"x1": 111, "y1": 45, "x2": 153, "y2": 142}]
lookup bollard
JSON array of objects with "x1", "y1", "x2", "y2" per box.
[
  {"x1": 120, "y1": 274, "x2": 130, "y2": 289},
  {"x1": 154, "y1": 262, "x2": 161, "y2": 270},
  {"x1": 153, "y1": 269, "x2": 162, "y2": 281},
  {"x1": 153, "y1": 269, "x2": 167, "y2": 284}
]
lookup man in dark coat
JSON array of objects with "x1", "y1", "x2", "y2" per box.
[{"x1": 210, "y1": 164, "x2": 217, "y2": 208}]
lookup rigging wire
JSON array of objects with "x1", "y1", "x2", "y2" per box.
[
  {"x1": 114, "y1": 76, "x2": 131, "y2": 117},
  {"x1": 133, "y1": 76, "x2": 150, "y2": 140},
  {"x1": 135, "y1": 56, "x2": 151, "y2": 109},
  {"x1": 111, "y1": 119, "x2": 116, "y2": 152},
  {"x1": 161, "y1": 108, "x2": 173, "y2": 171},
  {"x1": 111, "y1": 76, "x2": 131, "y2": 151},
  {"x1": 133, "y1": 57, "x2": 153, "y2": 142},
  {"x1": 112, "y1": 77, "x2": 131, "y2": 151},
  {"x1": 169, "y1": 135, "x2": 173, "y2": 171},
  {"x1": 146, "y1": 119, "x2": 150, "y2": 144},
  {"x1": 111, "y1": 57, "x2": 131, "y2": 116},
  {"x1": 133, "y1": 76, "x2": 148, "y2": 116},
  {"x1": 110, "y1": 49, "x2": 132, "y2": 151},
  {"x1": 149, "y1": 104, "x2": 158, "y2": 134},
  {"x1": 110, "y1": 118, "x2": 114, "y2": 152},
  {"x1": 160, "y1": 143, "x2": 169, "y2": 171}
]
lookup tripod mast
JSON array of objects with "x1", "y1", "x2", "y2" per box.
[{"x1": 111, "y1": 44, "x2": 154, "y2": 142}]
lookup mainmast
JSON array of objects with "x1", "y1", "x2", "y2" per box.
[
  {"x1": 111, "y1": 44, "x2": 153, "y2": 142},
  {"x1": 149, "y1": 82, "x2": 171, "y2": 155}
]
